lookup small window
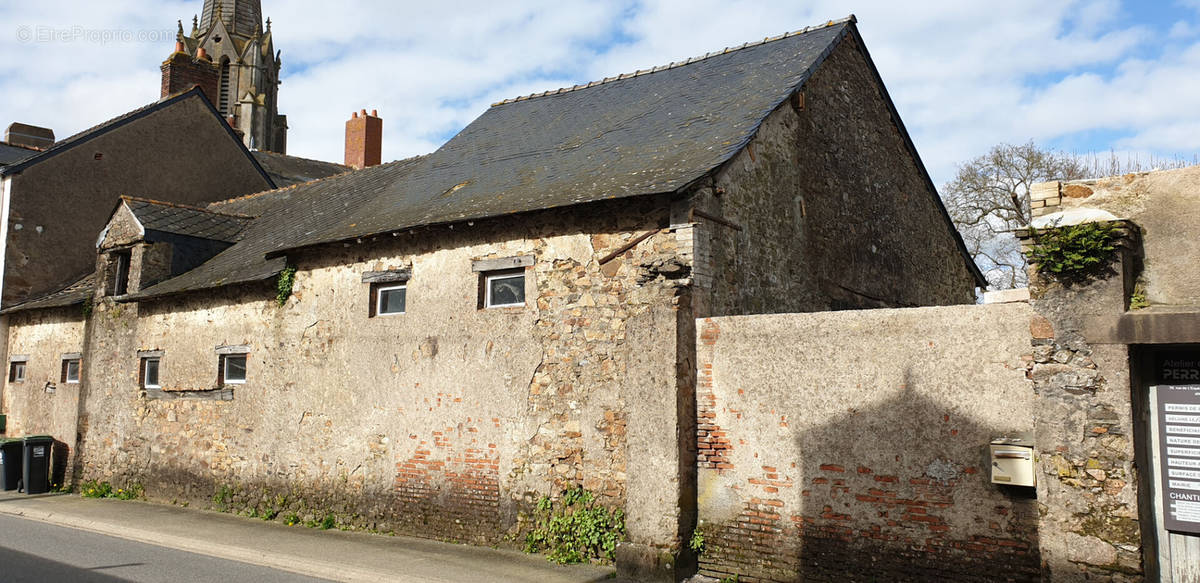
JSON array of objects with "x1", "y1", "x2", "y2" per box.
[
  {"x1": 8, "y1": 362, "x2": 25, "y2": 383},
  {"x1": 219, "y1": 354, "x2": 247, "y2": 385},
  {"x1": 141, "y1": 357, "x2": 161, "y2": 389},
  {"x1": 373, "y1": 284, "x2": 406, "y2": 316},
  {"x1": 112, "y1": 250, "x2": 131, "y2": 296},
  {"x1": 484, "y1": 270, "x2": 526, "y2": 308},
  {"x1": 61, "y1": 358, "x2": 80, "y2": 384}
]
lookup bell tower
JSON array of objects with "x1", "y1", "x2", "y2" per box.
[{"x1": 161, "y1": 0, "x2": 287, "y2": 153}]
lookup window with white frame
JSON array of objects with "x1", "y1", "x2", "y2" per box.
[
  {"x1": 141, "y1": 357, "x2": 161, "y2": 389},
  {"x1": 484, "y1": 269, "x2": 526, "y2": 308},
  {"x1": 218, "y1": 352, "x2": 248, "y2": 385},
  {"x1": 374, "y1": 283, "x2": 406, "y2": 316},
  {"x1": 61, "y1": 357, "x2": 81, "y2": 384}
]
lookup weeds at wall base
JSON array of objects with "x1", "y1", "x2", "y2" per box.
[
  {"x1": 523, "y1": 487, "x2": 626, "y2": 564},
  {"x1": 79, "y1": 480, "x2": 143, "y2": 500}
]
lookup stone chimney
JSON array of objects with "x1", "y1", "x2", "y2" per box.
[
  {"x1": 345, "y1": 109, "x2": 382, "y2": 169},
  {"x1": 160, "y1": 43, "x2": 220, "y2": 106},
  {"x1": 4, "y1": 123, "x2": 54, "y2": 150}
]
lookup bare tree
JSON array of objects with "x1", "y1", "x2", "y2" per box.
[{"x1": 942, "y1": 142, "x2": 1086, "y2": 289}]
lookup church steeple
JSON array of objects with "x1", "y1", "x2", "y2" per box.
[
  {"x1": 199, "y1": 0, "x2": 263, "y2": 39},
  {"x1": 165, "y1": 0, "x2": 286, "y2": 153}
]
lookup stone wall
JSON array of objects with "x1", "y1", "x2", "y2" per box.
[
  {"x1": 1030, "y1": 166, "x2": 1200, "y2": 306},
  {"x1": 690, "y1": 33, "x2": 977, "y2": 318},
  {"x1": 1, "y1": 305, "x2": 87, "y2": 484},
  {"x1": 70, "y1": 195, "x2": 693, "y2": 556},
  {"x1": 695, "y1": 304, "x2": 1040, "y2": 582},
  {"x1": 1023, "y1": 233, "x2": 1143, "y2": 581}
]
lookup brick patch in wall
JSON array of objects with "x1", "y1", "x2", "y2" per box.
[
  {"x1": 393, "y1": 423, "x2": 501, "y2": 543},
  {"x1": 699, "y1": 465, "x2": 1039, "y2": 582}
]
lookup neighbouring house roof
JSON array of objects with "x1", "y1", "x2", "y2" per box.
[
  {"x1": 122, "y1": 196, "x2": 253, "y2": 242},
  {"x1": 251, "y1": 151, "x2": 350, "y2": 187},
  {"x1": 0, "y1": 143, "x2": 38, "y2": 167},
  {"x1": 1, "y1": 273, "x2": 94, "y2": 314},
  {"x1": 0, "y1": 88, "x2": 275, "y2": 188}
]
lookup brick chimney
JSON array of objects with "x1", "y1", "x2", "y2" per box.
[
  {"x1": 160, "y1": 43, "x2": 220, "y2": 106},
  {"x1": 345, "y1": 109, "x2": 382, "y2": 169}
]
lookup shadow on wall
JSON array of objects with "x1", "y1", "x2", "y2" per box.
[
  {"x1": 702, "y1": 373, "x2": 1042, "y2": 582},
  {"x1": 797, "y1": 377, "x2": 1040, "y2": 582}
]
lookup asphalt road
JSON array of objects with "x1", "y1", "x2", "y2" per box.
[{"x1": 0, "y1": 513, "x2": 332, "y2": 582}]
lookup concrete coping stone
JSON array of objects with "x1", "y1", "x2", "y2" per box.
[{"x1": 982, "y1": 288, "x2": 1030, "y2": 304}]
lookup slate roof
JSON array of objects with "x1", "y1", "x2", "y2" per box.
[
  {"x1": 129, "y1": 156, "x2": 427, "y2": 300},
  {"x1": 259, "y1": 18, "x2": 854, "y2": 256},
  {"x1": 1, "y1": 273, "x2": 94, "y2": 314},
  {"x1": 251, "y1": 151, "x2": 350, "y2": 187},
  {"x1": 123, "y1": 197, "x2": 252, "y2": 242},
  {"x1": 0, "y1": 88, "x2": 274, "y2": 187},
  {"x1": 0, "y1": 143, "x2": 37, "y2": 166}
]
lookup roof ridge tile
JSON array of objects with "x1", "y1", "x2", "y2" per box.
[{"x1": 490, "y1": 16, "x2": 855, "y2": 107}]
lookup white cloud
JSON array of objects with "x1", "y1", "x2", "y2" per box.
[{"x1": 0, "y1": 0, "x2": 1195, "y2": 187}]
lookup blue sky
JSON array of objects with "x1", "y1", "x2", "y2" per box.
[{"x1": 1, "y1": 0, "x2": 1197, "y2": 185}]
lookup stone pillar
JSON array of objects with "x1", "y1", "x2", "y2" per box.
[
  {"x1": 1020, "y1": 221, "x2": 1144, "y2": 580},
  {"x1": 617, "y1": 292, "x2": 697, "y2": 582}
]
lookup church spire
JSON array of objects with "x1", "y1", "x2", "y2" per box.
[{"x1": 199, "y1": 0, "x2": 263, "y2": 38}]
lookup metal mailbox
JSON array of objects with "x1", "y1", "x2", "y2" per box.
[{"x1": 990, "y1": 435, "x2": 1036, "y2": 487}]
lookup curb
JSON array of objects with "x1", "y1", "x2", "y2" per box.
[{"x1": 0, "y1": 499, "x2": 418, "y2": 583}]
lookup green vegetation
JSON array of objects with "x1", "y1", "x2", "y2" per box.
[
  {"x1": 211, "y1": 484, "x2": 236, "y2": 510},
  {"x1": 275, "y1": 265, "x2": 297, "y2": 306},
  {"x1": 524, "y1": 487, "x2": 626, "y2": 564},
  {"x1": 79, "y1": 480, "x2": 143, "y2": 500},
  {"x1": 1028, "y1": 222, "x2": 1117, "y2": 281},
  {"x1": 1129, "y1": 284, "x2": 1148, "y2": 310},
  {"x1": 688, "y1": 528, "x2": 706, "y2": 555}
]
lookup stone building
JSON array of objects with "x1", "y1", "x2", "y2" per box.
[
  {"x1": 168, "y1": 0, "x2": 287, "y2": 152},
  {"x1": 1, "y1": 16, "x2": 988, "y2": 581}
]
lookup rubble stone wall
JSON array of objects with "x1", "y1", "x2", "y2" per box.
[
  {"x1": 69, "y1": 194, "x2": 691, "y2": 549},
  {"x1": 692, "y1": 33, "x2": 977, "y2": 318}
]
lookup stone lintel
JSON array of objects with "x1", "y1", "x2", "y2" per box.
[
  {"x1": 471, "y1": 255, "x2": 534, "y2": 272},
  {"x1": 361, "y1": 269, "x2": 411, "y2": 283}
]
